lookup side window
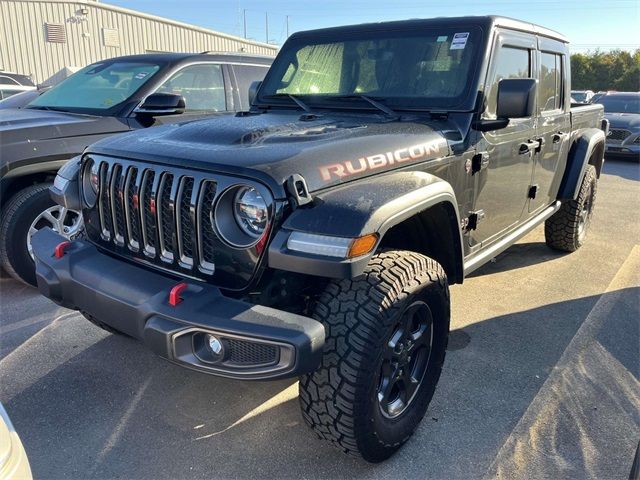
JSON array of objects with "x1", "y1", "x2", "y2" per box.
[
  {"x1": 486, "y1": 46, "x2": 531, "y2": 118},
  {"x1": 233, "y1": 65, "x2": 270, "y2": 108},
  {"x1": 156, "y1": 64, "x2": 226, "y2": 112},
  {"x1": 539, "y1": 52, "x2": 562, "y2": 112}
]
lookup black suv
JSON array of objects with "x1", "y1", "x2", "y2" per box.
[
  {"x1": 32, "y1": 17, "x2": 607, "y2": 462},
  {"x1": 0, "y1": 52, "x2": 273, "y2": 285}
]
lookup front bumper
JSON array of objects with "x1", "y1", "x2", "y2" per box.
[
  {"x1": 605, "y1": 141, "x2": 640, "y2": 158},
  {"x1": 32, "y1": 228, "x2": 325, "y2": 380}
]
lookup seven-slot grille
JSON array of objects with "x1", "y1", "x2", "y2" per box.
[
  {"x1": 92, "y1": 159, "x2": 218, "y2": 275},
  {"x1": 607, "y1": 128, "x2": 631, "y2": 142}
]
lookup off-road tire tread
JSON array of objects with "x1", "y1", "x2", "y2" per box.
[
  {"x1": 545, "y1": 165, "x2": 597, "y2": 252},
  {"x1": 299, "y1": 250, "x2": 449, "y2": 461},
  {"x1": 0, "y1": 183, "x2": 53, "y2": 285}
]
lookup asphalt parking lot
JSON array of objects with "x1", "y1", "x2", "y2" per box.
[{"x1": 1, "y1": 158, "x2": 638, "y2": 479}]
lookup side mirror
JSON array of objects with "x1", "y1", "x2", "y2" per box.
[
  {"x1": 474, "y1": 78, "x2": 537, "y2": 132},
  {"x1": 135, "y1": 93, "x2": 185, "y2": 116},
  {"x1": 248, "y1": 81, "x2": 261, "y2": 106},
  {"x1": 496, "y1": 78, "x2": 536, "y2": 119}
]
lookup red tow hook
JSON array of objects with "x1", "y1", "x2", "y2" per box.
[
  {"x1": 54, "y1": 241, "x2": 72, "y2": 259},
  {"x1": 169, "y1": 282, "x2": 189, "y2": 306}
]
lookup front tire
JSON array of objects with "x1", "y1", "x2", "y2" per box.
[
  {"x1": 545, "y1": 165, "x2": 597, "y2": 252},
  {"x1": 299, "y1": 250, "x2": 450, "y2": 462},
  {"x1": 0, "y1": 184, "x2": 82, "y2": 286}
]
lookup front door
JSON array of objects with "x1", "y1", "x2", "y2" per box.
[
  {"x1": 471, "y1": 30, "x2": 538, "y2": 246},
  {"x1": 152, "y1": 63, "x2": 231, "y2": 125},
  {"x1": 530, "y1": 39, "x2": 571, "y2": 213}
]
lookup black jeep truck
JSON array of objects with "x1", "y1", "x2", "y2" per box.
[
  {"x1": 31, "y1": 16, "x2": 607, "y2": 462},
  {"x1": 0, "y1": 52, "x2": 272, "y2": 285}
]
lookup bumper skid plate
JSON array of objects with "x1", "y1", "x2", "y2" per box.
[{"x1": 32, "y1": 228, "x2": 325, "y2": 380}]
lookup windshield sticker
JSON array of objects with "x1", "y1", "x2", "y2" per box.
[
  {"x1": 437, "y1": 35, "x2": 448, "y2": 43},
  {"x1": 450, "y1": 32, "x2": 469, "y2": 50},
  {"x1": 319, "y1": 139, "x2": 446, "y2": 182},
  {"x1": 135, "y1": 72, "x2": 150, "y2": 79}
]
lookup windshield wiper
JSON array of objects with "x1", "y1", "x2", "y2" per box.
[
  {"x1": 262, "y1": 93, "x2": 314, "y2": 114},
  {"x1": 329, "y1": 94, "x2": 399, "y2": 119},
  {"x1": 26, "y1": 105, "x2": 70, "y2": 113}
]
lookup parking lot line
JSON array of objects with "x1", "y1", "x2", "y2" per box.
[{"x1": 486, "y1": 245, "x2": 640, "y2": 479}]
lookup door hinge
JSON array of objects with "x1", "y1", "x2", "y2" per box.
[
  {"x1": 462, "y1": 210, "x2": 485, "y2": 231},
  {"x1": 470, "y1": 152, "x2": 489, "y2": 175},
  {"x1": 528, "y1": 184, "x2": 538, "y2": 199}
]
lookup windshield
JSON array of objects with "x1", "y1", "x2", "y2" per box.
[
  {"x1": 28, "y1": 61, "x2": 162, "y2": 112},
  {"x1": 596, "y1": 95, "x2": 640, "y2": 114},
  {"x1": 259, "y1": 26, "x2": 481, "y2": 110}
]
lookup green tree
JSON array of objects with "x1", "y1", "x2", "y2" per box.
[{"x1": 571, "y1": 49, "x2": 640, "y2": 92}]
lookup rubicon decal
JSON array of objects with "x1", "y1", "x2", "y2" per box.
[{"x1": 319, "y1": 139, "x2": 446, "y2": 182}]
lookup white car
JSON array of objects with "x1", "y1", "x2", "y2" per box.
[
  {"x1": 571, "y1": 89, "x2": 595, "y2": 103},
  {"x1": 0, "y1": 403, "x2": 32, "y2": 479},
  {"x1": 0, "y1": 72, "x2": 36, "y2": 101}
]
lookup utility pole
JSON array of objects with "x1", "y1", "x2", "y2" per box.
[
  {"x1": 286, "y1": 15, "x2": 289, "y2": 38},
  {"x1": 243, "y1": 9, "x2": 247, "y2": 38},
  {"x1": 265, "y1": 12, "x2": 269, "y2": 44}
]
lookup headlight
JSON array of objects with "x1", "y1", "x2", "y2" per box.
[
  {"x1": 213, "y1": 185, "x2": 270, "y2": 248},
  {"x1": 82, "y1": 158, "x2": 100, "y2": 207},
  {"x1": 233, "y1": 187, "x2": 268, "y2": 238}
]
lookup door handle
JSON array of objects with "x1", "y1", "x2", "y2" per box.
[{"x1": 519, "y1": 140, "x2": 540, "y2": 155}]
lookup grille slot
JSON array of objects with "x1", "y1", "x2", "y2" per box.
[
  {"x1": 177, "y1": 177, "x2": 195, "y2": 267},
  {"x1": 198, "y1": 181, "x2": 217, "y2": 274},
  {"x1": 140, "y1": 170, "x2": 157, "y2": 256},
  {"x1": 124, "y1": 167, "x2": 140, "y2": 251},
  {"x1": 158, "y1": 173, "x2": 175, "y2": 262},
  {"x1": 89, "y1": 157, "x2": 266, "y2": 284},
  {"x1": 608, "y1": 128, "x2": 631, "y2": 142},
  {"x1": 110, "y1": 164, "x2": 126, "y2": 246},
  {"x1": 226, "y1": 339, "x2": 279, "y2": 366}
]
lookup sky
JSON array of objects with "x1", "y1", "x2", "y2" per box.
[{"x1": 106, "y1": 0, "x2": 640, "y2": 51}]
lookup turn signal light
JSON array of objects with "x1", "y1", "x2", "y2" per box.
[{"x1": 348, "y1": 234, "x2": 379, "y2": 258}]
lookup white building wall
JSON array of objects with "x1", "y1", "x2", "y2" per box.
[{"x1": 0, "y1": 0, "x2": 278, "y2": 84}]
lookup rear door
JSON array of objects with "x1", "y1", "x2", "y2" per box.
[
  {"x1": 471, "y1": 29, "x2": 537, "y2": 246},
  {"x1": 530, "y1": 38, "x2": 571, "y2": 212}
]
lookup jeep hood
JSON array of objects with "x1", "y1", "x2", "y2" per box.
[{"x1": 88, "y1": 111, "x2": 455, "y2": 196}]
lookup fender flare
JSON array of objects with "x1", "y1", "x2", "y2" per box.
[
  {"x1": 557, "y1": 128, "x2": 605, "y2": 200},
  {"x1": 268, "y1": 171, "x2": 464, "y2": 280}
]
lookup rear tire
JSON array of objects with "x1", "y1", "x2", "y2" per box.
[
  {"x1": 545, "y1": 165, "x2": 597, "y2": 252},
  {"x1": 299, "y1": 250, "x2": 450, "y2": 462}
]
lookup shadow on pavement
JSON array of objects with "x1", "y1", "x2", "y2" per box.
[
  {"x1": 603, "y1": 157, "x2": 640, "y2": 181},
  {"x1": 1, "y1": 287, "x2": 637, "y2": 479}
]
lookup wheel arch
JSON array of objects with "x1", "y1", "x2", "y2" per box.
[
  {"x1": 268, "y1": 171, "x2": 464, "y2": 283},
  {"x1": 557, "y1": 128, "x2": 605, "y2": 200},
  {"x1": 1, "y1": 171, "x2": 57, "y2": 205}
]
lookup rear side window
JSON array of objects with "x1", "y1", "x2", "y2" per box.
[
  {"x1": 233, "y1": 64, "x2": 270, "y2": 108},
  {"x1": 539, "y1": 52, "x2": 562, "y2": 112},
  {"x1": 486, "y1": 46, "x2": 531, "y2": 117}
]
